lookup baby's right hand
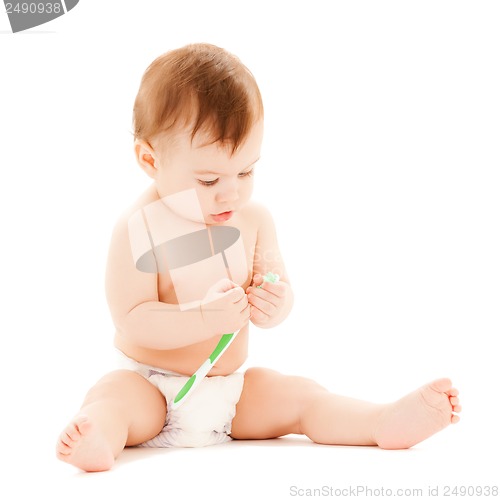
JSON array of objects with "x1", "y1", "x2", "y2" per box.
[{"x1": 201, "y1": 279, "x2": 250, "y2": 335}]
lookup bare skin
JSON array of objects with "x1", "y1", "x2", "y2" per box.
[
  {"x1": 56, "y1": 370, "x2": 461, "y2": 472},
  {"x1": 56, "y1": 122, "x2": 461, "y2": 472}
]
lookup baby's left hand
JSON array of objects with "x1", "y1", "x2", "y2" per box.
[{"x1": 246, "y1": 274, "x2": 290, "y2": 327}]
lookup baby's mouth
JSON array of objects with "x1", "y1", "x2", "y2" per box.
[{"x1": 211, "y1": 211, "x2": 234, "y2": 222}]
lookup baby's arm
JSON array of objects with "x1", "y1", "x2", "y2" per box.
[
  {"x1": 246, "y1": 205, "x2": 294, "y2": 328},
  {"x1": 105, "y1": 215, "x2": 249, "y2": 350}
]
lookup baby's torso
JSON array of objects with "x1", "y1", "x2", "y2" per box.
[{"x1": 114, "y1": 186, "x2": 260, "y2": 376}]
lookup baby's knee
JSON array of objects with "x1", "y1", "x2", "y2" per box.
[
  {"x1": 244, "y1": 367, "x2": 327, "y2": 398},
  {"x1": 291, "y1": 375, "x2": 328, "y2": 403},
  {"x1": 84, "y1": 369, "x2": 148, "y2": 402}
]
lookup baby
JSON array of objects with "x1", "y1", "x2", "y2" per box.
[{"x1": 56, "y1": 43, "x2": 461, "y2": 472}]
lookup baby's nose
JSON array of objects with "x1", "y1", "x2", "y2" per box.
[{"x1": 216, "y1": 181, "x2": 239, "y2": 203}]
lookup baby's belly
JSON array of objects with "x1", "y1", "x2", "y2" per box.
[{"x1": 114, "y1": 325, "x2": 249, "y2": 376}]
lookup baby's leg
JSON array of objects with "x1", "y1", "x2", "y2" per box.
[
  {"x1": 56, "y1": 370, "x2": 166, "y2": 472},
  {"x1": 231, "y1": 368, "x2": 460, "y2": 448},
  {"x1": 231, "y1": 368, "x2": 380, "y2": 445}
]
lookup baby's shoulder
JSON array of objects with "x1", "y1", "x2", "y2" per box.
[
  {"x1": 239, "y1": 200, "x2": 273, "y2": 224},
  {"x1": 237, "y1": 201, "x2": 275, "y2": 235},
  {"x1": 110, "y1": 185, "x2": 159, "y2": 239}
]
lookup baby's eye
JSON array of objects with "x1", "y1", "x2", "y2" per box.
[
  {"x1": 238, "y1": 168, "x2": 254, "y2": 178},
  {"x1": 198, "y1": 178, "x2": 219, "y2": 187}
]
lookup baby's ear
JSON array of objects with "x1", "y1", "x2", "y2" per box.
[{"x1": 134, "y1": 140, "x2": 158, "y2": 179}]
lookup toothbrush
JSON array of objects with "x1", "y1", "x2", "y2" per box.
[{"x1": 171, "y1": 271, "x2": 280, "y2": 409}]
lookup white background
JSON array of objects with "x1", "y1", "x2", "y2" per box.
[{"x1": 1, "y1": 1, "x2": 499, "y2": 499}]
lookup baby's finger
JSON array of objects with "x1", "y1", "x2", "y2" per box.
[
  {"x1": 249, "y1": 283, "x2": 283, "y2": 303},
  {"x1": 257, "y1": 280, "x2": 286, "y2": 298},
  {"x1": 212, "y1": 278, "x2": 237, "y2": 293},
  {"x1": 241, "y1": 302, "x2": 251, "y2": 320},
  {"x1": 237, "y1": 294, "x2": 249, "y2": 312},
  {"x1": 250, "y1": 304, "x2": 267, "y2": 322},
  {"x1": 248, "y1": 292, "x2": 275, "y2": 316},
  {"x1": 227, "y1": 286, "x2": 245, "y2": 303},
  {"x1": 251, "y1": 274, "x2": 264, "y2": 287}
]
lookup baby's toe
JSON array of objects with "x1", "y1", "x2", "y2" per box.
[
  {"x1": 64, "y1": 424, "x2": 81, "y2": 442},
  {"x1": 431, "y1": 378, "x2": 452, "y2": 393}
]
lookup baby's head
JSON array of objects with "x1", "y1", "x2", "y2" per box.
[
  {"x1": 133, "y1": 43, "x2": 264, "y2": 224},
  {"x1": 133, "y1": 43, "x2": 263, "y2": 153}
]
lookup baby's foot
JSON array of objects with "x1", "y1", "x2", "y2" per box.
[
  {"x1": 374, "y1": 378, "x2": 461, "y2": 449},
  {"x1": 56, "y1": 414, "x2": 115, "y2": 472}
]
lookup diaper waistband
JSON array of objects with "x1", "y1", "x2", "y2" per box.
[{"x1": 115, "y1": 349, "x2": 184, "y2": 378}]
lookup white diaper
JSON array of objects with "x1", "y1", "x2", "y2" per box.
[{"x1": 116, "y1": 350, "x2": 244, "y2": 448}]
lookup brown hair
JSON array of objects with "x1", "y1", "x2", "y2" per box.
[{"x1": 133, "y1": 43, "x2": 263, "y2": 153}]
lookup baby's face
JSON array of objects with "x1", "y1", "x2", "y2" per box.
[{"x1": 152, "y1": 120, "x2": 263, "y2": 225}]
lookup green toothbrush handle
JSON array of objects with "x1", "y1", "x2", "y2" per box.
[{"x1": 171, "y1": 273, "x2": 280, "y2": 410}]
